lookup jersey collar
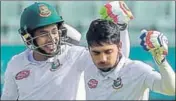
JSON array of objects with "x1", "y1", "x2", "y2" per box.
[{"x1": 108, "y1": 55, "x2": 126, "y2": 80}]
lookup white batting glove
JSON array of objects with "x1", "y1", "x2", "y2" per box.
[
  {"x1": 140, "y1": 30, "x2": 169, "y2": 65},
  {"x1": 99, "y1": 1, "x2": 134, "y2": 31}
]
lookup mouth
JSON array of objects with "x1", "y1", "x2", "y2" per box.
[
  {"x1": 44, "y1": 44, "x2": 57, "y2": 52},
  {"x1": 97, "y1": 63, "x2": 110, "y2": 68}
]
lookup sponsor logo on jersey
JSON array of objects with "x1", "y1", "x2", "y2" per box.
[
  {"x1": 88, "y1": 79, "x2": 98, "y2": 88},
  {"x1": 15, "y1": 70, "x2": 30, "y2": 80},
  {"x1": 112, "y1": 77, "x2": 123, "y2": 90}
]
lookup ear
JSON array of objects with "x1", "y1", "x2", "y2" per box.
[{"x1": 117, "y1": 41, "x2": 122, "y2": 50}]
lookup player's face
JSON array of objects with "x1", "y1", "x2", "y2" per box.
[
  {"x1": 34, "y1": 24, "x2": 60, "y2": 54},
  {"x1": 89, "y1": 42, "x2": 121, "y2": 70}
]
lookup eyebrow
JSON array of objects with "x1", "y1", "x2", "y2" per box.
[
  {"x1": 92, "y1": 49, "x2": 112, "y2": 52},
  {"x1": 51, "y1": 28, "x2": 57, "y2": 31},
  {"x1": 104, "y1": 49, "x2": 113, "y2": 53},
  {"x1": 92, "y1": 50, "x2": 100, "y2": 53}
]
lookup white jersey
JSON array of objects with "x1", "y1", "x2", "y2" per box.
[
  {"x1": 83, "y1": 55, "x2": 175, "y2": 100},
  {"x1": 1, "y1": 45, "x2": 87, "y2": 100}
]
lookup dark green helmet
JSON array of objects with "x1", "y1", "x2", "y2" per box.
[
  {"x1": 19, "y1": 2, "x2": 63, "y2": 32},
  {"x1": 19, "y1": 2, "x2": 65, "y2": 57}
]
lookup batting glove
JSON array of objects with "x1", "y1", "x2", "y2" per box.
[
  {"x1": 140, "y1": 30, "x2": 168, "y2": 65},
  {"x1": 99, "y1": 1, "x2": 134, "y2": 31}
]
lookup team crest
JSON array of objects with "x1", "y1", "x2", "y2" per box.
[
  {"x1": 88, "y1": 79, "x2": 98, "y2": 89},
  {"x1": 112, "y1": 77, "x2": 123, "y2": 90},
  {"x1": 15, "y1": 70, "x2": 30, "y2": 80},
  {"x1": 50, "y1": 60, "x2": 62, "y2": 71},
  {"x1": 39, "y1": 4, "x2": 51, "y2": 17}
]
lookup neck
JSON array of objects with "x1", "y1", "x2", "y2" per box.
[{"x1": 33, "y1": 51, "x2": 49, "y2": 61}]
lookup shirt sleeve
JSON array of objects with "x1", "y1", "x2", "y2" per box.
[
  {"x1": 74, "y1": 48, "x2": 90, "y2": 72},
  {"x1": 1, "y1": 60, "x2": 19, "y2": 100},
  {"x1": 120, "y1": 28, "x2": 130, "y2": 58},
  {"x1": 67, "y1": 46, "x2": 89, "y2": 72},
  {"x1": 144, "y1": 60, "x2": 175, "y2": 95}
]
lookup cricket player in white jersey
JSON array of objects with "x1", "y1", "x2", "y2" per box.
[
  {"x1": 1, "y1": 1, "x2": 133, "y2": 100},
  {"x1": 81, "y1": 18, "x2": 175, "y2": 100},
  {"x1": 1, "y1": 2, "x2": 86, "y2": 100},
  {"x1": 77, "y1": 1, "x2": 134, "y2": 100}
]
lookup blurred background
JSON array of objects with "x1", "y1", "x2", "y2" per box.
[{"x1": 1, "y1": 1, "x2": 175, "y2": 100}]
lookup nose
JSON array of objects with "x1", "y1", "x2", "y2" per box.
[
  {"x1": 99, "y1": 53, "x2": 107, "y2": 63},
  {"x1": 47, "y1": 33, "x2": 57, "y2": 43}
]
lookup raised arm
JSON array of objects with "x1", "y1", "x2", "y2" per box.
[
  {"x1": 140, "y1": 30, "x2": 175, "y2": 95},
  {"x1": 99, "y1": 1, "x2": 134, "y2": 58}
]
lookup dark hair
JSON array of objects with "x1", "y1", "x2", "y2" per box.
[{"x1": 86, "y1": 19, "x2": 120, "y2": 47}]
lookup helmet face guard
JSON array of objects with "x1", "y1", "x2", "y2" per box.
[
  {"x1": 19, "y1": 2, "x2": 66, "y2": 57},
  {"x1": 19, "y1": 25, "x2": 67, "y2": 57}
]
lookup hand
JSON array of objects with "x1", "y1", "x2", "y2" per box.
[
  {"x1": 140, "y1": 30, "x2": 168, "y2": 64},
  {"x1": 99, "y1": 1, "x2": 134, "y2": 26}
]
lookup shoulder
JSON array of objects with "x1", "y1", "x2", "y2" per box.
[
  {"x1": 70, "y1": 45, "x2": 87, "y2": 52},
  {"x1": 124, "y1": 59, "x2": 154, "y2": 75},
  {"x1": 8, "y1": 50, "x2": 28, "y2": 65},
  {"x1": 6, "y1": 49, "x2": 30, "y2": 74},
  {"x1": 68, "y1": 45, "x2": 88, "y2": 58}
]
